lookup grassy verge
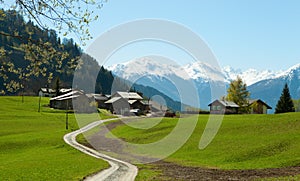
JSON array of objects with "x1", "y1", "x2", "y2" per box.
[
  {"x1": 109, "y1": 113, "x2": 300, "y2": 178},
  {"x1": 0, "y1": 96, "x2": 113, "y2": 180}
]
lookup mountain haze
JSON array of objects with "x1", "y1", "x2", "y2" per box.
[{"x1": 109, "y1": 57, "x2": 300, "y2": 112}]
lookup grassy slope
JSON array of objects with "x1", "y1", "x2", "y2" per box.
[
  {"x1": 110, "y1": 113, "x2": 300, "y2": 178},
  {"x1": 0, "y1": 96, "x2": 110, "y2": 180}
]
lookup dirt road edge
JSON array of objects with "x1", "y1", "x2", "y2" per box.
[{"x1": 63, "y1": 118, "x2": 138, "y2": 181}]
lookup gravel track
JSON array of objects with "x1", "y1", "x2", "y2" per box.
[{"x1": 63, "y1": 118, "x2": 138, "y2": 181}]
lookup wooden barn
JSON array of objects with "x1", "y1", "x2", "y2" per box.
[
  {"x1": 50, "y1": 90, "x2": 95, "y2": 113},
  {"x1": 104, "y1": 91, "x2": 149, "y2": 115},
  {"x1": 208, "y1": 99, "x2": 272, "y2": 114},
  {"x1": 105, "y1": 97, "x2": 130, "y2": 115},
  {"x1": 249, "y1": 99, "x2": 272, "y2": 114},
  {"x1": 86, "y1": 94, "x2": 110, "y2": 109},
  {"x1": 208, "y1": 100, "x2": 239, "y2": 114}
]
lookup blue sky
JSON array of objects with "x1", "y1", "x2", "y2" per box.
[
  {"x1": 80, "y1": 0, "x2": 300, "y2": 71},
  {"x1": 78, "y1": 0, "x2": 300, "y2": 70}
]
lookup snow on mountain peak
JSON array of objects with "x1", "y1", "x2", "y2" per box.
[
  {"x1": 183, "y1": 61, "x2": 225, "y2": 82},
  {"x1": 222, "y1": 66, "x2": 278, "y2": 86},
  {"x1": 108, "y1": 57, "x2": 300, "y2": 86},
  {"x1": 107, "y1": 56, "x2": 191, "y2": 80}
]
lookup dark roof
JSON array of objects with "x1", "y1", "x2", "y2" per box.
[{"x1": 249, "y1": 99, "x2": 272, "y2": 109}]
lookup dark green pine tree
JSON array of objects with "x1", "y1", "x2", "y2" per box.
[{"x1": 275, "y1": 83, "x2": 295, "y2": 113}]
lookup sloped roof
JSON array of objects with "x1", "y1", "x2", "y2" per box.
[
  {"x1": 40, "y1": 88, "x2": 56, "y2": 93},
  {"x1": 128, "y1": 100, "x2": 137, "y2": 105},
  {"x1": 104, "y1": 97, "x2": 122, "y2": 104},
  {"x1": 59, "y1": 88, "x2": 72, "y2": 94},
  {"x1": 208, "y1": 100, "x2": 239, "y2": 108},
  {"x1": 86, "y1": 94, "x2": 110, "y2": 101},
  {"x1": 55, "y1": 95, "x2": 81, "y2": 101},
  {"x1": 114, "y1": 91, "x2": 143, "y2": 100},
  {"x1": 249, "y1": 99, "x2": 272, "y2": 109},
  {"x1": 40, "y1": 88, "x2": 72, "y2": 94},
  {"x1": 50, "y1": 90, "x2": 84, "y2": 101}
]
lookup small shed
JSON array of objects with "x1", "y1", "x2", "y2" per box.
[
  {"x1": 128, "y1": 100, "x2": 150, "y2": 113},
  {"x1": 50, "y1": 90, "x2": 94, "y2": 112},
  {"x1": 249, "y1": 99, "x2": 272, "y2": 114},
  {"x1": 105, "y1": 97, "x2": 130, "y2": 115},
  {"x1": 38, "y1": 88, "x2": 56, "y2": 97},
  {"x1": 208, "y1": 100, "x2": 239, "y2": 114},
  {"x1": 87, "y1": 94, "x2": 110, "y2": 109}
]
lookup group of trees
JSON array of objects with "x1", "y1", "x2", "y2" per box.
[
  {"x1": 0, "y1": 9, "x2": 80, "y2": 95},
  {"x1": 226, "y1": 76, "x2": 296, "y2": 114},
  {"x1": 0, "y1": 0, "x2": 105, "y2": 45},
  {"x1": 0, "y1": 9, "x2": 115, "y2": 97},
  {"x1": 0, "y1": 0, "x2": 109, "y2": 96}
]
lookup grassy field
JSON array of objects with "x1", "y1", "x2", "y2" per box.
[
  {"x1": 0, "y1": 96, "x2": 113, "y2": 180},
  {"x1": 109, "y1": 113, "x2": 300, "y2": 179}
]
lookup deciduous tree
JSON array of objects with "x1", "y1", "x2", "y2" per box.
[
  {"x1": 1, "y1": 0, "x2": 106, "y2": 44},
  {"x1": 226, "y1": 76, "x2": 250, "y2": 113}
]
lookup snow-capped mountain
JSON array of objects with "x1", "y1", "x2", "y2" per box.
[
  {"x1": 183, "y1": 61, "x2": 225, "y2": 82},
  {"x1": 108, "y1": 57, "x2": 300, "y2": 111},
  {"x1": 222, "y1": 66, "x2": 279, "y2": 86},
  {"x1": 108, "y1": 57, "x2": 190, "y2": 80},
  {"x1": 249, "y1": 63, "x2": 300, "y2": 112},
  {"x1": 109, "y1": 57, "x2": 280, "y2": 86}
]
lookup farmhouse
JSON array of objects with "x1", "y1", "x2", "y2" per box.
[
  {"x1": 111, "y1": 91, "x2": 143, "y2": 100},
  {"x1": 50, "y1": 90, "x2": 94, "y2": 112},
  {"x1": 48, "y1": 90, "x2": 153, "y2": 115},
  {"x1": 105, "y1": 91, "x2": 149, "y2": 115},
  {"x1": 208, "y1": 99, "x2": 272, "y2": 114},
  {"x1": 249, "y1": 99, "x2": 272, "y2": 114},
  {"x1": 208, "y1": 100, "x2": 239, "y2": 114},
  {"x1": 39, "y1": 88, "x2": 72, "y2": 97},
  {"x1": 38, "y1": 88, "x2": 56, "y2": 97}
]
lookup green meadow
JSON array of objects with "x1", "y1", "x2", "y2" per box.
[
  {"x1": 0, "y1": 96, "x2": 111, "y2": 180},
  {"x1": 109, "y1": 113, "x2": 300, "y2": 179},
  {"x1": 2, "y1": 96, "x2": 299, "y2": 180}
]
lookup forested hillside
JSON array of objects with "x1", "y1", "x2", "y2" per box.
[
  {"x1": 0, "y1": 9, "x2": 187, "y2": 111},
  {"x1": 0, "y1": 9, "x2": 115, "y2": 95}
]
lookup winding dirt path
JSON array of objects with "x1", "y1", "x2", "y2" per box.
[
  {"x1": 91, "y1": 119, "x2": 300, "y2": 181},
  {"x1": 63, "y1": 118, "x2": 138, "y2": 181}
]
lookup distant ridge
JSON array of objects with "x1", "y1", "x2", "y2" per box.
[{"x1": 109, "y1": 57, "x2": 300, "y2": 111}]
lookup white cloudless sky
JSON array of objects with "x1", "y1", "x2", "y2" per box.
[{"x1": 79, "y1": 0, "x2": 300, "y2": 71}]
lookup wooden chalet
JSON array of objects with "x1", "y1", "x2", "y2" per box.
[
  {"x1": 208, "y1": 100, "x2": 239, "y2": 114},
  {"x1": 39, "y1": 88, "x2": 72, "y2": 97},
  {"x1": 249, "y1": 99, "x2": 272, "y2": 114},
  {"x1": 50, "y1": 90, "x2": 95, "y2": 113},
  {"x1": 105, "y1": 91, "x2": 149, "y2": 115},
  {"x1": 208, "y1": 99, "x2": 272, "y2": 114}
]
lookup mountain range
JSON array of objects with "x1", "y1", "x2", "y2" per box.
[{"x1": 108, "y1": 57, "x2": 300, "y2": 112}]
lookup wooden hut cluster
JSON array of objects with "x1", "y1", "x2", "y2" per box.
[
  {"x1": 208, "y1": 99, "x2": 272, "y2": 114},
  {"x1": 47, "y1": 89, "x2": 150, "y2": 115}
]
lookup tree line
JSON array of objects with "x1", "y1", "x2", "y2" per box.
[
  {"x1": 0, "y1": 9, "x2": 115, "y2": 96},
  {"x1": 225, "y1": 76, "x2": 297, "y2": 114}
]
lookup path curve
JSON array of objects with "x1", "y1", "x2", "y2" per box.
[{"x1": 63, "y1": 118, "x2": 138, "y2": 181}]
